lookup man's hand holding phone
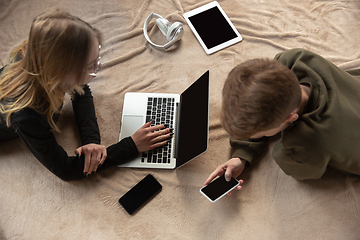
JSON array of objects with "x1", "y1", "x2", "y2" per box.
[
  {"x1": 201, "y1": 174, "x2": 241, "y2": 202},
  {"x1": 203, "y1": 157, "x2": 245, "y2": 198}
]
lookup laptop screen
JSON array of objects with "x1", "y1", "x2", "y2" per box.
[{"x1": 176, "y1": 70, "x2": 209, "y2": 167}]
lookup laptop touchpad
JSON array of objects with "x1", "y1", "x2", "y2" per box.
[{"x1": 121, "y1": 115, "x2": 144, "y2": 137}]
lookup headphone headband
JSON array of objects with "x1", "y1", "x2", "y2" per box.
[{"x1": 143, "y1": 12, "x2": 183, "y2": 51}]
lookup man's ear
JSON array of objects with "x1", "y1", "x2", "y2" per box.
[{"x1": 285, "y1": 111, "x2": 298, "y2": 123}]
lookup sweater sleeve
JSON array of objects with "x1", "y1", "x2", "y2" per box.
[
  {"x1": 230, "y1": 137, "x2": 269, "y2": 165},
  {"x1": 272, "y1": 142, "x2": 328, "y2": 180},
  {"x1": 12, "y1": 109, "x2": 139, "y2": 181},
  {"x1": 71, "y1": 85, "x2": 100, "y2": 145},
  {"x1": 12, "y1": 115, "x2": 84, "y2": 180}
]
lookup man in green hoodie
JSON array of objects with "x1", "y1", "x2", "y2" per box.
[{"x1": 205, "y1": 48, "x2": 360, "y2": 188}]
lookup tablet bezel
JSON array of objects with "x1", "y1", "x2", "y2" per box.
[{"x1": 183, "y1": 1, "x2": 242, "y2": 54}]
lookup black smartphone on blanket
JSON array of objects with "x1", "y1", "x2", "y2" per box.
[
  {"x1": 119, "y1": 174, "x2": 162, "y2": 214},
  {"x1": 200, "y1": 174, "x2": 240, "y2": 202}
]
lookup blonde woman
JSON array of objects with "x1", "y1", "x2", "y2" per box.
[{"x1": 0, "y1": 11, "x2": 171, "y2": 180}]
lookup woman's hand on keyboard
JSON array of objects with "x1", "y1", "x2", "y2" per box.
[{"x1": 131, "y1": 121, "x2": 172, "y2": 152}]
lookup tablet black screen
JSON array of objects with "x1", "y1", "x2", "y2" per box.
[{"x1": 188, "y1": 6, "x2": 238, "y2": 49}]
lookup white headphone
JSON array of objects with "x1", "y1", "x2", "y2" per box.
[{"x1": 143, "y1": 13, "x2": 184, "y2": 51}]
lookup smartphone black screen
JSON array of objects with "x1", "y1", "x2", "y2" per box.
[
  {"x1": 200, "y1": 175, "x2": 239, "y2": 202},
  {"x1": 119, "y1": 174, "x2": 162, "y2": 214}
]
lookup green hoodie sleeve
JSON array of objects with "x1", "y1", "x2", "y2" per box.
[{"x1": 230, "y1": 137, "x2": 269, "y2": 165}]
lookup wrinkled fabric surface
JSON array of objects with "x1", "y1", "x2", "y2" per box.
[{"x1": 1, "y1": 0, "x2": 359, "y2": 239}]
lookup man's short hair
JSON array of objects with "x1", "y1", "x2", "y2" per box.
[{"x1": 221, "y1": 58, "x2": 302, "y2": 139}]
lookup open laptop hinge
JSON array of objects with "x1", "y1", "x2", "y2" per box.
[{"x1": 174, "y1": 101, "x2": 180, "y2": 159}]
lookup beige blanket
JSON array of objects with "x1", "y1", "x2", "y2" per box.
[{"x1": 1, "y1": 0, "x2": 360, "y2": 239}]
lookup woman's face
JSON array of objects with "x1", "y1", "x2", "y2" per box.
[
  {"x1": 83, "y1": 37, "x2": 101, "y2": 85},
  {"x1": 62, "y1": 37, "x2": 101, "y2": 91}
]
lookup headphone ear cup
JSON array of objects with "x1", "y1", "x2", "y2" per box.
[
  {"x1": 155, "y1": 18, "x2": 171, "y2": 37},
  {"x1": 166, "y1": 22, "x2": 183, "y2": 41}
]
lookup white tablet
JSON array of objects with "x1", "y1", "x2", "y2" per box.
[{"x1": 183, "y1": 1, "x2": 242, "y2": 54}]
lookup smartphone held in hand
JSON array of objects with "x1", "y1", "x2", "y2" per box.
[{"x1": 200, "y1": 174, "x2": 240, "y2": 202}]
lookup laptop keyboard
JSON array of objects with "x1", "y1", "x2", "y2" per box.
[{"x1": 142, "y1": 97, "x2": 175, "y2": 164}]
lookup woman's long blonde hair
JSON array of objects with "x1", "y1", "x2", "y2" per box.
[{"x1": 0, "y1": 11, "x2": 102, "y2": 131}]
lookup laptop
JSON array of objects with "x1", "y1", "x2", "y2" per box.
[{"x1": 118, "y1": 70, "x2": 209, "y2": 169}]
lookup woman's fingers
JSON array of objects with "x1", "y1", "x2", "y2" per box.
[{"x1": 77, "y1": 144, "x2": 107, "y2": 176}]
